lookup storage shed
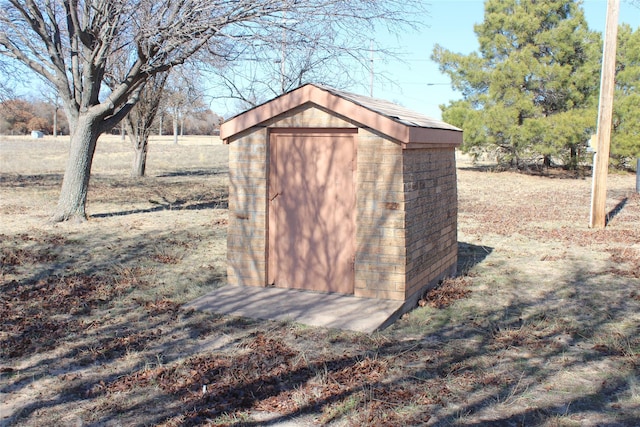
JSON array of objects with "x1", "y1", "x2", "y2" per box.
[{"x1": 220, "y1": 84, "x2": 462, "y2": 306}]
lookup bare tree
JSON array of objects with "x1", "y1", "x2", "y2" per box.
[
  {"x1": 207, "y1": 8, "x2": 417, "y2": 110},
  {"x1": 162, "y1": 70, "x2": 203, "y2": 145},
  {"x1": 184, "y1": 108, "x2": 221, "y2": 135},
  {"x1": 0, "y1": 0, "x2": 425, "y2": 222},
  {"x1": 124, "y1": 72, "x2": 168, "y2": 177},
  {"x1": 0, "y1": 57, "x2": 28, "y2": 102},
  {"x1": 38, "y1": 84, "x2": 63, "y2": 137}
]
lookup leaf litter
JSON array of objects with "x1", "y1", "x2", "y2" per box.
[{"x1": 1, "y1": 140, "x2": 639, "y2": 426}]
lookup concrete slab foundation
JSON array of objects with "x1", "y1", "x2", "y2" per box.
[{"x1": 185, "y1": 285, "x2": 406, "y2": 333}]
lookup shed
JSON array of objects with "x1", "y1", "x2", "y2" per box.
[{"x1": 220, "y1": 83, "x2": 462, "y2": 306}]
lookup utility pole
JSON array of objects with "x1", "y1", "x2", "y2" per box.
[
  {"x1": 589, "y1": 0, "x2": 619, "y2": 228},
  {"x1": 636, "y1": 158, "x2": 640, "y2": 193}
]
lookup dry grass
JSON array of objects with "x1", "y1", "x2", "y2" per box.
[{"x1": 1, "y1": 136, "x2": 639, "y2": 426}]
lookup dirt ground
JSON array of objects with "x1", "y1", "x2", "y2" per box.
[{"x1": 1, "y1": 135, "x2": 639, "y2": 426}]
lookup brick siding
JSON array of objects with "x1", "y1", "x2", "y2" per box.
[
  {"x1": 354, "y1": 132, "x2": 458, "y2": 300},
  {"x1": 355, "y1": 130, "x2": 406, "y2": 299},
  {"x1": 403, "y1": 148, "x2": 458, "y2": 300},
  {"x1": 226, "y1": 105, "x2": 457, "y2": 302},
  {"x1": 227, "y1": 129, "x2": 269, "y2": 287}
]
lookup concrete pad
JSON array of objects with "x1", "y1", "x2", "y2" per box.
[{"x1": 185, "y1": 285, "x2": 405, "y2": 333}]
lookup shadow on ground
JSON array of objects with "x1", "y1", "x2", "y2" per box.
[
  {"x1": 156, "y1": 167, "x2": 228, "y2": 178},
  {"x1": 91, "y1": 194, "x2": 228, "y2": 218},
  {"x1": 2, "y1": 228, "x2": 636, "y2": 426},
  {"x1": 1, "y1": 172, "x2": 638, "y2": 426},
  {"x1": 457, "y1": 241, "x2": 493, "y2": 274}
]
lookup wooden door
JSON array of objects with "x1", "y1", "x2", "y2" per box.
[{"x1": 268, "y1": 129, "x2": 356, "y2": 294}]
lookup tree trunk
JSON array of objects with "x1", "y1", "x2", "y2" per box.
[
  {"x1": 53, "y1": 107, "x2": 58, "y2": 138},
  {"x1": 51, "y1": 114, "x2": 101, "y2": 222},
  {"x1": 159, "y1": 115, "x2": 163, "y2": 136},
  {"x1": 636, "y1": 157, "x2": 640, "y2": 194},
  {"x1": 131, "y1": 136, "x2": 148, "y2": 177},
  {"x1": 173, "y1": 114, "x2": 179, "y2": 145},
  {"x1": 568, "y1": 145, "x2": 578, "y2": 170}
]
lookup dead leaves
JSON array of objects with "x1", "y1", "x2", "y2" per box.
[
  {"x1": 94, "y1": 332, "x2": 434, "y2": 425},
  {"x1": 418, "y1": 277, "x2": 472, "y2": 309},
  {"x1": 458, "y1": 171, "x2": 640, "y2": 248},
  {"x1": 151, "y1": 253, "x2": 182, "y2": 264},
  {"x1": 0, "y1": 273, "x2": 136, "y2": 359},
  {"x1": 0, "y1": 237, "x2": 59, "y2": 271},
  {"x1": 606, "y1": 248, "x2": 640, "y2": 278}
]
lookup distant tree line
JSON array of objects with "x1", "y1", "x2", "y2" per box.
[
  {"x1": 0, "y1": 97, "x2": 222, "y2": 137},
  {"x1": 0, "y1": 98, "x2": 69, "y2": 136}
]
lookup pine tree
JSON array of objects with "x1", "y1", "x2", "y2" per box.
[
  {"x1": 611, "y1": 24, "x2": 640, "y2": 170},
  {"x1": 432, "y1": 0, "x2": 601, "y2": 169}
]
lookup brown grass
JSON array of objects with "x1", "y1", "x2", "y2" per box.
[{"x1": 1, "y1": 136, "x2": 639, "y2": 426}]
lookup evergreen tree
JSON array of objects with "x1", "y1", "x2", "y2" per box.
[
  {"x1": 432, "y1": 0, "x2": 601, "y2": 169},
  {"x1": 611, "y1": 24, "x2": 640, "y2": 170}
]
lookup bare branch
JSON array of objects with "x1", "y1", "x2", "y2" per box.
[{"x1": 0, "y1": 0, "x2": 428, "y2": 220}]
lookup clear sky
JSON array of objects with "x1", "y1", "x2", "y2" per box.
[
  {"x1": 370, "y1": 0, "x2": 640, "y2": 120},
  {"x1": 10, "y1": 0, "x2": 636, "y2": 123}
]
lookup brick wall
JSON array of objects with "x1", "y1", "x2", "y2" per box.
[
  {"x1": 403, "y1": 148, "x2": 458, "y2": 300},
  {"x1": 227, "y1": 129, "x2": 269, "y2": 286},
  {"x1": 265, "y1": 104, "x2": 356, "y2": 129},
  {"x1": 354, "y1": 130, "x2": 406, "y2": 300},
  {"x1": 354, "y1": 134, "x2": 458, "y2": 301},
  {"x1": 226, "y1": 105, "x2": 457, "y2": 302}
]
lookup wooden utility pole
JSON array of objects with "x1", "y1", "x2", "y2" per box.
[
  {"x1": 590, "y1": 0, "x2": 620, "y2": 228},
  {"x1": 636, "y1": 158, "x2": 640, "y2": 193}
]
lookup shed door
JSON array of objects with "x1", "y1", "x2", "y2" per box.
[{"x1": 268, "y1": 130, "x2": 356, "y2": 294}]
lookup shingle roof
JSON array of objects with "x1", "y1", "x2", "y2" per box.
[
  {"x1": 313, "y1": 84, "x2": 461, "y2": 131},
  {"x1": 221, "y1": 83, "x2": 462, "y2": 146}
]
